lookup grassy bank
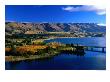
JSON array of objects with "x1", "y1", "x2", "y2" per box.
[{"x1": 5, "y1": 51, "x2": 59, "y2": 62}]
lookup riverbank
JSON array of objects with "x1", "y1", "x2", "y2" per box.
[{"x1": 5, "y1": 51, "x2": 59, "y2": 62}]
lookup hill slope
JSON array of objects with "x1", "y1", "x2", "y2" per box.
[{"x1": 5, "y1": 22, "x2": 106, "y2": 35}]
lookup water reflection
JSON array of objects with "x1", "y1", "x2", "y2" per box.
[{"x1": 5, "y1": 51, "x2": 106, "y2": 70}]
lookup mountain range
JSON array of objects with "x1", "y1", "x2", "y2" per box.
[{"x1": 5, "y1": 22, "x2": 106, "y2": 35}]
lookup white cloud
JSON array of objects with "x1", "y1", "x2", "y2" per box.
[
  {"x1": 62, "y1": 5, "x2": 106, "y2": 15},
  {"x1": 97, "y1": 23, "x2": 106, "y2": 26}
]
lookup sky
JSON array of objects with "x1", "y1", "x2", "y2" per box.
[{"x1": 5, "y1": 5, "x2": 106, "y2": 24}]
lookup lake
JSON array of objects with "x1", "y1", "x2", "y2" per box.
[
  {"x1": 5, "y1": 37, "x2": 106, "y2": 70},
  {"x1": 45, "y1": 37, "x2": 106, "y2": 47}
]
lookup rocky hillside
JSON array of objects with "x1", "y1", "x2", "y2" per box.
[{"x1": 5, "y1": 22, "x2": 106, "y2": 35}]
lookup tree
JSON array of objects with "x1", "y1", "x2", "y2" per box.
[{"x1": 10, "y1": 45, "x2": 17, "y2": 56}]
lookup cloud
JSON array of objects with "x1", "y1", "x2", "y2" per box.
[
  {"x1": 62, "y1": 5, "x2": 106, "y2": 15},
  {"x1": 97, "y1": 23, "x2": 106, "y2": 26}
]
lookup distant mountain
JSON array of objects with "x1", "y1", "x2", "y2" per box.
[{"x1": 5, "y1": 22, "x2": 106, "y2": 35}]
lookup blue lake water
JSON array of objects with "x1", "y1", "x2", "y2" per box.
[
  {"x1": 45, "y1": 37, "x2": 106, "y2": 47},
  {"x1": 5, "y1": 37, "x2": 106, "y2": 70}
]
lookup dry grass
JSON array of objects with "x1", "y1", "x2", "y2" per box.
[
  {"x1": 5, "y1": 48, "x2": 12, "y2": 52},
  {"x1": 16, "y1": 45, "x2": 47, "y2": 53}
]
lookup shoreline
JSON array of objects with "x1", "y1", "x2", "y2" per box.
[
  {"x1": 5, "y1": 52, "x2": 59, "y2": 62},
  {"x1": 43, "y1": 36, "x2": 106, "y2": 41}
]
